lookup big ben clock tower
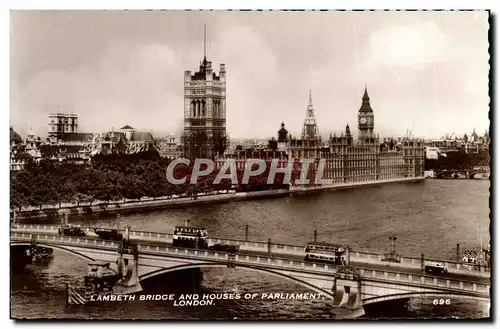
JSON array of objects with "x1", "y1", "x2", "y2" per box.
[{"x1": 358, "y1": 86, "x2": 375, "y2": 144}]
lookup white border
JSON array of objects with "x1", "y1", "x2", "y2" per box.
[{"x1": 2, "y1": 0, "x2": 497, "y2": 328}]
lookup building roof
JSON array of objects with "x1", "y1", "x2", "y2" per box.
[
  {"x1": 130, "y1": 132, "x2": 155, "y2": 142},
  {"x1": 359, "y1": 86, "x2": 373, "y2": 113},
  {"x1": 10, "y1": 127, "x2": 23, "y2": 144},
  {"x1": 103, "y1": 131, "x2": 127, "y2": 142},
  {"x1": 190, "y1": 57, "x2": 221, "y2": 81},
  {"x1": 60, "y1": 133, "x2": 94, "y2": 142}
]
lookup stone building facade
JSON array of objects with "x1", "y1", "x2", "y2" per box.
[
  {"x1": 218, "y1": 87, "x2": 425, "y2": 186},
  {"x1": 183, "y1": 56, "x2": 227, "y2": 159}
]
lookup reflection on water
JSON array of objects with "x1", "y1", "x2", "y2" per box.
[{"x1": 12, "y1": 180, "x2": 490, "y2": 319}]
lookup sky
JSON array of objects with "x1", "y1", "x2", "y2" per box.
[{"x1": 10, "y1": 10, "x2": 490, "y2": 140}]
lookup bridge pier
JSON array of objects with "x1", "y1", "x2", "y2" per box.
[
  {"x1": 331, "y1": 269, "x2": 365, "y2": 317},
  {"x1": 113, "y1": 246, "x2": 143, "y2": 294}
]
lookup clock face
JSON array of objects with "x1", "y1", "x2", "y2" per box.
[{"x1": 360, "y1": 117, "x2": 367, "y2": 124}]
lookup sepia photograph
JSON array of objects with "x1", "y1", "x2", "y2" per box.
[{"x1": 9, "y1": 9, "x2": 490, "y2": 320}]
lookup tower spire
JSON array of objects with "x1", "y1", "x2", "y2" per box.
[
  {"x1": 359, "y1": 84, "x2": 373, "y2": 113},
  {"x1": 363, "y1": 84, "x2": 369, "y2": 100},
  {"x1": 302, "y1": 90, "x2": 319, "y2": 140}
]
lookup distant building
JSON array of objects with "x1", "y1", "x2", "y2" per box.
[
  {"x1": 425, "y1": 129, "x2": 489, "y2": 155},
  {"x1": 10, "y1": 127, "x2": 45, "y2": 170},
  {"x1": 125, "y1": 125, "x2": 156, "y2": 154},
  {"x1": 24, "y1": 128, "x2": 42, "y2": 159},
  {"x1": 218, "y1": 87, "x2": 425, "y2": 185},
  {"x1": 48, "y1": 111, "x2": 79, "y2": 140},
  {"x1": 35, "y1": 112, "x2": 95, "y2": 164},
  {"x1": 10, "y1": 152, "x2": 32, "y2": 171},
  {"x1": 157, "y1": 134, "x2": 182, "y2": 159},
  {"x1": 95, "y1": 125, "x2": 156, "y2": 155}
]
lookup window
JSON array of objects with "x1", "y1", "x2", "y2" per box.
[{"x1": 344, "y1": 286, "x2": 350, "y2": 294}]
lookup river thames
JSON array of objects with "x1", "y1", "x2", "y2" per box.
[{"x1": 11, "y1": 179, "x2": 490, "y2": 319}]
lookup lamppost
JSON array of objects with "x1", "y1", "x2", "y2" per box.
[
  {"x1": 479, "y1": 226, "x2": 483, "y2": 251},
  {"x1": 389, "y1": 235, "x2": 398, "y2": 261}
]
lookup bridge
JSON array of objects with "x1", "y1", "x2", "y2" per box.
[{"x1": 11, "y1": 224, "x2": 490, "y2": 316}]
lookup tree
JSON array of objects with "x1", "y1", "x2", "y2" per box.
[
  {"x1": 10, "y1": 170, "x2": 33, "y2": 211},
  {"x1": 94, "y1": 170, "x2": 123, "y2": 204},
  {"x1": 29, "y1": 172, "x2": 54, "y2": 210}
]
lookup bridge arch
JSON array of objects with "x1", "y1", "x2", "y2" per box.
[
  {"x1": 363, "y1": 291, "x2": 490, "y2": 306},
  {"x1": 139, "y1": 262, "x2": 336, "y2": 299},
  {"x1": 10, "y1": 242, "x2": 95, "y2": 262}
]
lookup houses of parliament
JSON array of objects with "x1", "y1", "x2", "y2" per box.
[{"x1": 182, "y1": 49, "x2": 425, "y2": 185}]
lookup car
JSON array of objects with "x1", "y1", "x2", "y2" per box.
[
  {"x1": 424, "y1": 262, "x2": 448, "y2": 274},
  {"x1": 209, "y1": 243, "x2": 240, "y2": 254},
  {"x1": 59, "y1": 225, "x2": 86, "y2": 237},
  {"x1": 94, "y1": 228, "x2": 123, "y2": 241}
]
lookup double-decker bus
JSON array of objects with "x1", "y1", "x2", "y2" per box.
[
  {"x1": 304, "y1": 242, "x2": 350, "y2": 266},
  {"x1": 173, "y1": 226, "x2": 209, "y2": 249}
]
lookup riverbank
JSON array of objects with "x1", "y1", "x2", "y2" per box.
[{"x1": 12, "y1": 177, "x2": 424, "y2": 220}]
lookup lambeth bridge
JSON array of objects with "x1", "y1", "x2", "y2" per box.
[{"x1": 11, "y1": 224, "x2": 490, "y2": 314}]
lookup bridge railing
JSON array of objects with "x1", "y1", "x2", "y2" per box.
[
  {"x1": 10, "y1": 232, "x2": 490, "y2": 296},
  {"x1": 129, "y1": 230, "x2": 170, "y2": 242},
  {"x1": 124, "y1": 229, "x2": 493, "y2": 274},
  {"x1": 357, "y1": 268, "x2": 490, "y2": 294},
  {"x1": 11, "y1": 232, "x2": 121, "y2": 250},
  {"x1": 11, "y1": 224, "x2": 60, "y2": 232},
  {"x1": 10, "y1": 224, "x2": 490, "y2": 275},
  {"x1": 350, "y1": 251, "x2": 491, "y2": 276},
  {"x1": 135, "y1": 241, "x2": 489, "y2": 295}
]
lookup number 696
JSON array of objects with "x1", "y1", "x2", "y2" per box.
[{"x1": 433, "y1": 299, "x2": 451, "y2": 305}]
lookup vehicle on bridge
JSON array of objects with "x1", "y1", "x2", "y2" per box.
[
  {"x1": 209, "y1": 243, "x2": 240, "y2": 254},
  {"x1": 94, "y1": 228, "x2": 123, "y2": 241},
  {"x1": 304, "y1": 242, "x2": 350, "y2": 266},
  {"x1": 173, "y1": 226, "x2": 208, "y2": 249},
  {"x1": 58, "y1": 224, "x2": 86, "y2": 237},
  {"x1": 424, "y1": 261, "x2": 448, "y2": 274}
]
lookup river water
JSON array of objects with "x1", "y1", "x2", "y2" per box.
[{"x1": 11, "y1": 179, "x2": 491, "y2": 319}]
